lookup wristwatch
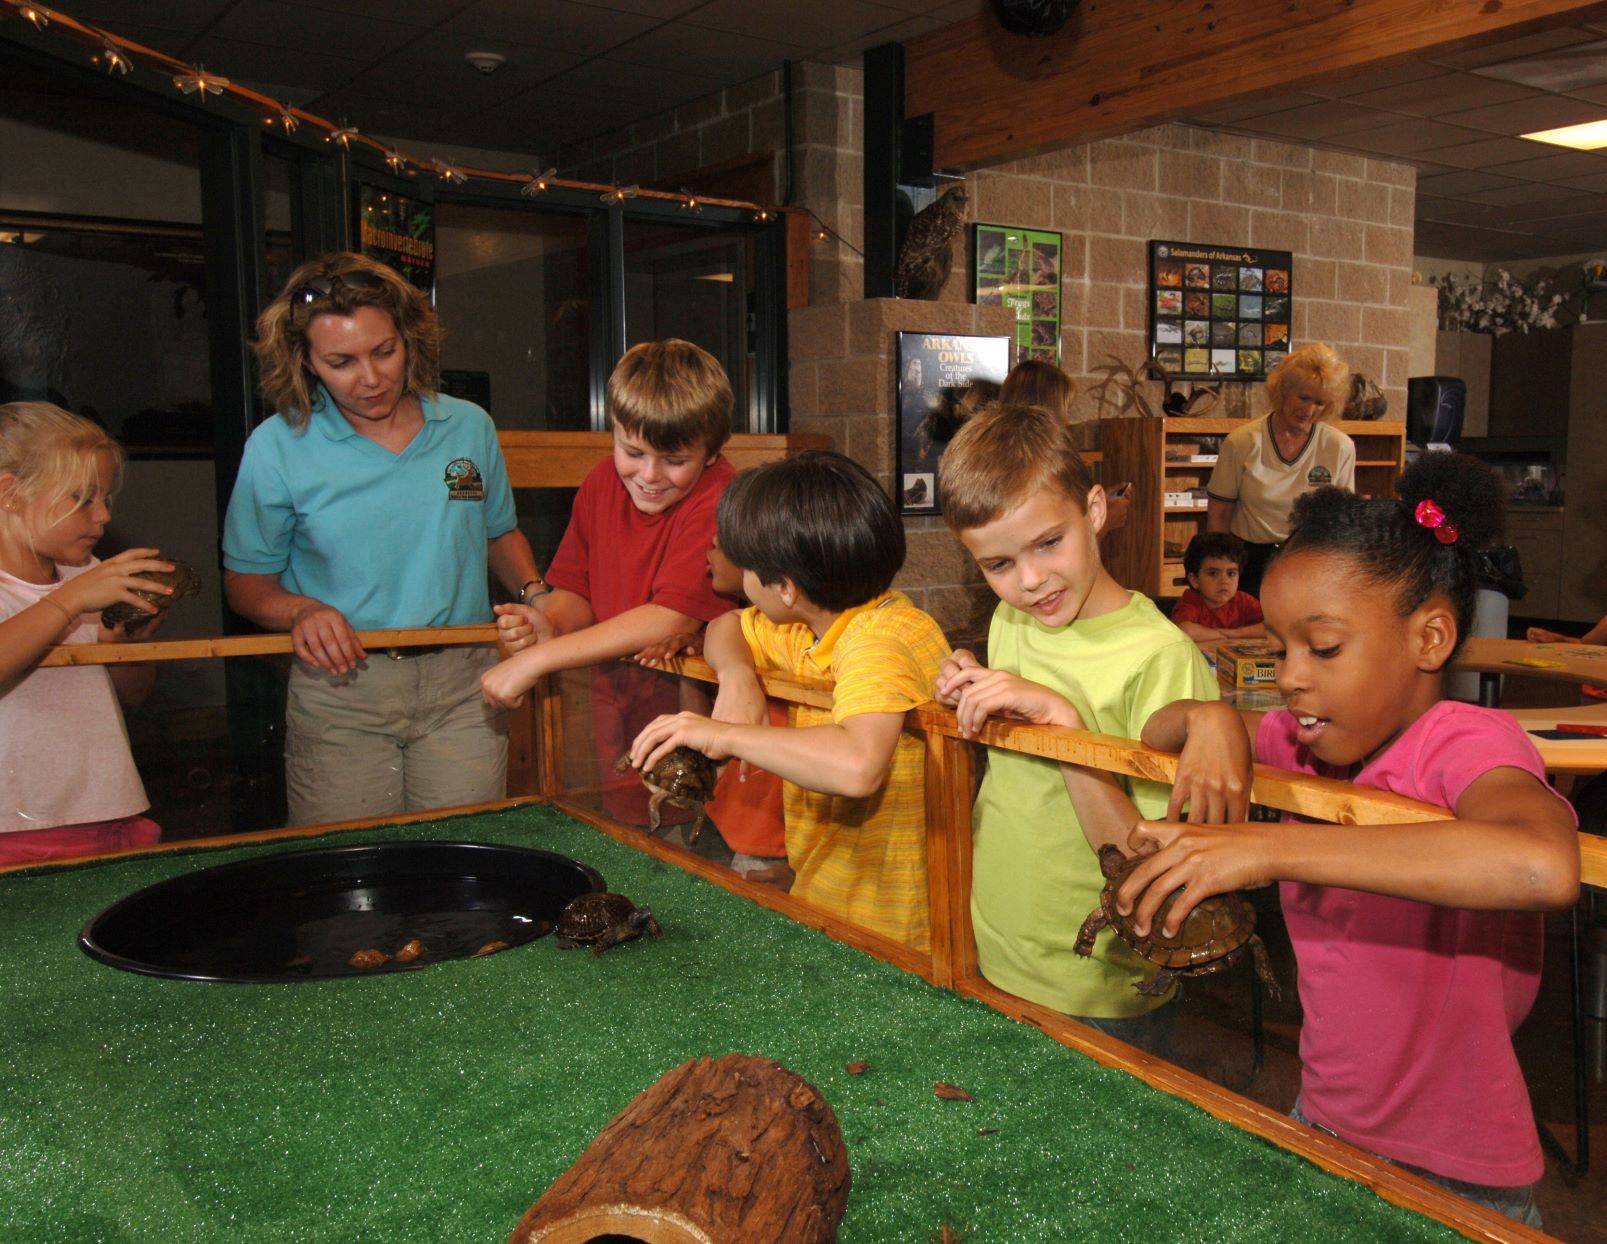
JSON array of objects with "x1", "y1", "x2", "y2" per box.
[{"x1": 518, "y1": 578, "x2": 552, "y2": 605}]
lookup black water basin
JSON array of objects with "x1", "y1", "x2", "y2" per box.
[{"x1": 79, "y1": 840, "x2": 604, "y2": 983}]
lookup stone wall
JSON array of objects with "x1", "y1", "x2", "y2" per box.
[
  {"x1": 555, "y1": 64, "x2": 864, "y2": 306},
  {"x1": 935, "y1": 123, "x2": 1418, "y2": 424},
  {"x1": 789, "y1": 298, "x2": 1018, "y2": 643}
]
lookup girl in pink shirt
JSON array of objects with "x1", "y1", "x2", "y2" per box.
[
  {"x1": 0, "y1": 403, "x2": 179, "y2": 866},
  {"x1": 1136, "y1": 451, "x2": 1579, "y2": 1227}
]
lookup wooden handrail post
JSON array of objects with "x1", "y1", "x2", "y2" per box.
[
  {"x1": 535, "y1": 673, "x2": 565, "y2": 800},
  {"x1": 923, "y1": 727, "x2": 978, "y2": 989}
]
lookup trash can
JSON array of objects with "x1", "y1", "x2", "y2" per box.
[{"x1": 1449, "y1": 546, "x2": 1526, "y2": 704}]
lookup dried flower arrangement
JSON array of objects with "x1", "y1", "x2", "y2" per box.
[{"x1": 1429, "y1": 269, "x2": 1566, "y2": 335}]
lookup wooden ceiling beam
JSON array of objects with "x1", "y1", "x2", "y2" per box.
[{"x1": 905, "y1": 0, "x2": 1607, "y2": 170}]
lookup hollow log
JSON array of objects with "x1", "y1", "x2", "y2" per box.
[{"x1": 510, "y1": 1053, "x2": 850, "y2": 1244}]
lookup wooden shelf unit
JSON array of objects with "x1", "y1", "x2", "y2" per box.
[{"x1": 1098, "y1": 417, "x2": 1405, "y2": 600}]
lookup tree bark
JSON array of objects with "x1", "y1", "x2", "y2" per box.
[{"x1": 510, "y1": 1053, "x2": 851, "y2": 1244}]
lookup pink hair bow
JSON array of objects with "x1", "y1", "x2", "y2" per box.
[{"x1": 1413, "y1": 499, "x2": 1459, "y2": 545}]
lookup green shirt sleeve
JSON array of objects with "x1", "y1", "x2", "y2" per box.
[{"x1": 1121, "y1": 638, "x2": 1220, "y2": 818}]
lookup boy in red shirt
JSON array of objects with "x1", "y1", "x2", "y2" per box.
[
  {"x1": 481, "y1": 339, "x2": 736, "y2": 825},
  {"x1": 1169, "y1": 532, "x2": 1265, "y2": 641}
]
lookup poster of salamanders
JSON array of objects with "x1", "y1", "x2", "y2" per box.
[
  {"x1": 1149, "y1": 241, "x2": 1292, "y2": 381},
  {"x1": 895, "y1": 332, "x2": 1011, "y2": 516}
]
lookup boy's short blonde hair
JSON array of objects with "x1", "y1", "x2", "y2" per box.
[
  {"x1": 938, "y1": 402, "x2": 1094, "y2": 532},
  {"x1": 1264, "y1": 342, "x2": 1349, "y2": 421},
  {"x1": 607, "y1": 339, "x2": 733, "y2": 455},
  {"x1": 0, "y1": 401, "x2": 123, "y2": 549}
]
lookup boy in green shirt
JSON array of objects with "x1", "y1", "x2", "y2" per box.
[{"x1": 937, "y1": 404, "x2": 1217, "y2": 1051}]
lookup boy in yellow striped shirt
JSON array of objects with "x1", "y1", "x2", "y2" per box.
[{"x1": 628, "y1": 452, "x2": 949, "y2": 950}]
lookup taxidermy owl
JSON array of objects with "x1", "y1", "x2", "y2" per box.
[{"x1": 895, "y1": 185, "x2": 969, "y2": 300}]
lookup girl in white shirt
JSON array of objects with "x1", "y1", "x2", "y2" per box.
[{"x1": 0, "y1": 402, "x2": 177, "y2": 865}]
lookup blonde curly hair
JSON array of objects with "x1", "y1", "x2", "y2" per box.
[
  {"x1": 253, "y1": 252, "x2": 441, "y2": 428},
  {"x1": 1264, "y1": 342, "x2": 1350, "y2": 422}
]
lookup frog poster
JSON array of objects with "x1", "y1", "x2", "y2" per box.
[{"x1": 895, "y1": 332, "x2": 1011, "y2": 516}]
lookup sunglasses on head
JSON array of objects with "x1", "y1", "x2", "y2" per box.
[{"x1": 290, "y1": 269, "x2": 388, "y2": 307}]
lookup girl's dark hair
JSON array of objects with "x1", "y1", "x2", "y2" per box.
[
  {"x1": 717, "y1": 451, "x2": 905, "y2": 612},
  {"x1": 1275, "y1": 451, "x2": 1505, "y2": 655}
]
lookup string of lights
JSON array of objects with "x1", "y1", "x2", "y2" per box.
[{"x1": 1, "y1": 0, "x2": 855, "y2": 244}]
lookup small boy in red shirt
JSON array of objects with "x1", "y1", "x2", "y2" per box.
[
  {"x1": 481, "y1": 339, "x2": 737, "y2": 824},
  {"x1": 1169, "y1": 531, "x2": 1265, "y2": 641}
]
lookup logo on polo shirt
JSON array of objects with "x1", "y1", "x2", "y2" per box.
[
  {"x1": 1307, "y1": 465, "x2": 1332, "y2": 486},
  {"x1": 444, "y1": 458, "x2": 485, "y2": 501}
]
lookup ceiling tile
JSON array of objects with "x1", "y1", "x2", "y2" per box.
[
  {"x1": 1474, "y1": 193, "x2": 1607, "y2": 222},
  {"x1": 1437, "y1": 93, "x2": 1607, "y2": 135},
  {"x1": 1428, "y1": 135, "x2": 1560, "y2": 168},
  {"x1": 1462, "y1": 181, "x2": 1582, "y2": 206},
  {"x1": 541, "y1": 57, "x2": 725, "y2": 107},
  {"x1": 1226, "y1": 100, "x2": 1402, "y2": 139},
  {"x1": 1468, "y1": 37, "x2": 1607, "y2": 91},
  {"x1": 58, "y1": 0, "x2": 234, "y2": 37},
  {"x1": 337, "y1": 31, "x2": 581, "y2": 108},
  {"x1": 1416, "y1": 197, "x2": 1524, "y2": 225},
  {"x1": 1415, "y1": 169, "x2": 1526, "y2": 198},
  {"x1": 189, "y1": 35, "x2": 368, "y2": 95},
  {"x1": 1321, "y1": 118, "x2": 1486, "y2": 155},
  {"x1": 446, "y1": 0, "x2": 658, "y2": 54},
  {"x1": 207, "y1": 1, "x2": 424, "y2": 59},
  {"x1": 1188, "y1": 92, "x2": 1327, "y2": 125},
  {"x1": 1314, "y1": 61, "x2": 1456, "y2": 98},
  {"x1": 1555, "y1": 169, "x2": 1607, "y2": 193},
  {"x1": 611, "y1": 22, "x2": 807, "y2": 79},
  {"x1": 1343, "y1": 74, "x2": 1542, "y2": 118},
  {"x1": 493, "y1": 88, "x2": 647, "y2": 142},
  {"x1": 1482, "y1": 150, "x2": 1607, "y2": 180},
  {"x1": 685, "y1": 0, "x2": 909, "y2": 49},
  {"x1": 276, "y1": 0, "x2": 470, "y2": 22},
  {"x1": 1570, "y1": 83, "x2": 1607, "y2": 106},
  {"x1": 570, "y1": 0, "x2": 708, "y2": 14},
  {"x1": 818, "y1": 14, "x2": 957, "y2": 63},
  {"x1": 1427, "y1": 26, "x2": 1601, "y2": 70}
]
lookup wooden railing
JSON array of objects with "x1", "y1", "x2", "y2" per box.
[{"x1": 499, "y1": 430, "x2": 832, "y2": 490}]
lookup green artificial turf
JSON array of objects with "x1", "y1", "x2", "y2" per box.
[{"x1": 0, "y1": 805, "x2": 1459, "y2": 1243}]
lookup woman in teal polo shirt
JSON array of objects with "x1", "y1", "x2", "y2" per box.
[{"x1": 223, "y1": 253, "x2": 543, "y2": 825}]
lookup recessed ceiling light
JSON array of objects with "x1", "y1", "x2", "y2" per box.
[{"x1": 1521, "y1": 118, "x2": 1607, "y2": 149}]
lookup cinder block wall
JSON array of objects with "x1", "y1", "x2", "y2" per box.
[
  {"x1": 933, "y1": 123, "x2": 1418, "y2": 422},
  {"x1": 554, "y1": 64, "x2": 864, "y2": 306},
  {"x1": 790, "y1": 299, "x2": 1019, "y2": 643}
]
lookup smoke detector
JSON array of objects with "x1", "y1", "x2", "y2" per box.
[{"x1": 464, "y1": 51, "x2": 507, "y2": 75}]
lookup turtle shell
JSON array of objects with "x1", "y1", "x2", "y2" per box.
[
  {"x1": 640, "y1": 746, "x2": 717, "y2": 803},
  {"x1": 1098, "y1": 848, "x2": 1256, "y2": 972},
  {"x1": 101, "y1": 560, "x2": 202, "y2": 629},
  {"x1": 555, "y1": 892, "x2": 641, "y2": 944}
]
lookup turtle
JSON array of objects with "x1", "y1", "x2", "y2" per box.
[
  {"x1": 100, "y1": 559, "x2": 201, "y2": 630},
  {"x1": 614, "y1": 746, "x2": 718, "y2": 843},
  {"x1": 554, "y1": 891, "x2": 662, "y2": 956},
  {"x1": 1073, "y1": 845, "x2": 1280, "y2": 999}
]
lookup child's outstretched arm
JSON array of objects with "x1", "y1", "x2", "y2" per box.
[
  {"x1": 0, "y1": 549, "x2": 172, "y2": 687},
  {"x1": 481, "y1": 603, "x2": 703, "y2": 708},
  {"x1": 1117, "y1": 768, "x2": 1580, "y2": 939},
  {"x1": 940, "y1": 658, "x2": 1148, "y2": 851},
  {"x1": 1141, "y1": 699, "x2": 1261, "y2": 823},
  {"x1": 629, "y1": 707, "x2": 904, "y2": 799}
]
